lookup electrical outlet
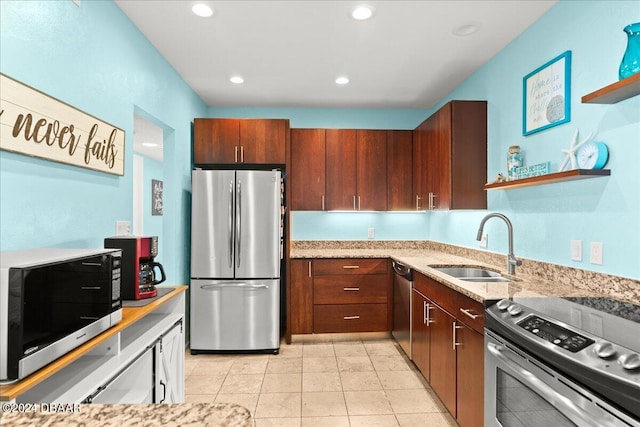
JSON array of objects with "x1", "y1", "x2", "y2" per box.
[
  {"x1": 367, "y1": 227, "x2": 375, "y2": 239},
  {"x1": 590, "y1": 242, "x2": 603, "y2": 265},
  {"x1": 116, "y1": 221, "x2": 131, "y2": 236},
  {"x1": 479, "y1": 233, "x2": 488, "y2": 248},
  {"x1": 570, "y1": 240, "x2": 582, "y2": 261}
]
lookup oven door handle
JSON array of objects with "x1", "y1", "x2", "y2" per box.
[{"x1": 487, "y1": 342, "x2": 605, "y2": 427}]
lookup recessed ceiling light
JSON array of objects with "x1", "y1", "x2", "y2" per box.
[
  {"x1": 142, "y1": 142, "x2": 158, "y2": 147},
  {"x1": 351, "y1": 5, "x2": 375, "y2": 21},
  {"x1": 453, "y1": 22, "x2": 481, "y2": 36},
  {"x1": 230, "y1": 75, "x2": 245, "y2": 84},
  {"x1": 192, "y1": 3, "x2": 214, "y2": 18},
  {"x1": 335, "y1": 76, "x2": 350, "y2": 85}
]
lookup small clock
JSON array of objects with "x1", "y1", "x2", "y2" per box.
[{"x1": 577, "y1": 141, "x2": 609, "y2": 169}]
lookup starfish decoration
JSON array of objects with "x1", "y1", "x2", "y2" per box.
[{"x1": 559, "y1": 129, "x2": 594, "y2": 171}]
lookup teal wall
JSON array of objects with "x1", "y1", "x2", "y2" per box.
[
  {"x1": 211, "y1": 1, "x2": 640, "y2": 279},
  {"x1": 1, "y1": 1, "x2": 638, "y2": 281},
  {"x1": 0, "y1": 0, "x2": 207, "y2": 285}
]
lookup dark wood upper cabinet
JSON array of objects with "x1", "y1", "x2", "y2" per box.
[
  {"x1": 413, "y1": 118, "x2": 431, "y2": 211},
  {"x1": 417, "y1": 101, "x2": 487, "y2": 210},
  {"x1": 193, "y1": 118, "x2": 239, "y2": 164},
  {"x1": 387, "y1": 130, "x2": 413, "y2": 210},
  {"x1": 290, "y1": 129, "x2": 326, "y2": 210},
  {"x1": 357, "y1": 130, "x2": 387, "y2": 211},
  {"x1": 193, "y1": 118, "x2": 288, "y2": 165},
  {"x1": 239, "y1": 119, "x2": 288, "y2": 164},
  {"x1": 325, "y1": 129, "x2": 357, "y2": 210}
]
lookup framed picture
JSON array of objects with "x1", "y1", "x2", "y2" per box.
[
  {"x1": 523, "y1": 51, "x2": 571, "y2": 136},
  {"x1": 152, "y1": 179, "x2": 163, "y2": 216}
]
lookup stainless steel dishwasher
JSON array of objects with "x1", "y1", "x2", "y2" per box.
[{"x1": 392, "y1": 261, "x2": 413, "y2": 359}]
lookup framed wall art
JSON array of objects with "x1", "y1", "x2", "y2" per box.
[
  {"x1": 523, "y1": 51, "x2": 571, "y2": 136},
  {"x1": 152, "y1": 179, "x2": 163, "y2": 216},
  {"x1": 0, "y1": 73, "x2": 125, "y2": 175}
]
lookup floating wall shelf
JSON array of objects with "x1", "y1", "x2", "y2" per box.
[
  {"x1": 484, "y1": 169, "x2": 611, "y2": 190},
  {"x1": 581, "y1": 73, "x2": 640, "y2": 104}
]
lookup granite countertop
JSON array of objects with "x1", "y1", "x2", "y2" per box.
[
  {"x1": 291, "y1": 246, "x2": 607, "y2": 304},
  {"x1": 0, "y1": 403, "x2": 253, "y2": 427}
]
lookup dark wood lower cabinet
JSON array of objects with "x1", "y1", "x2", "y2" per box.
[
  {"x1": 411, "y1": 288, "x2": 431, "y2": 381},
  {"x1": 456, "y1": 324, "x2": 484, "y2": 427},
  {"x1": 410, "y1": 272, "x2": 484, "y2": 427},
  {"x1": 290, "y1": 260, "x2": 313, "y2": 334},
  {"x1": 429, "y1": 303, "x2": 457, "y2": 417},
  {"x1": 313, "y1": 304, "x2": 387, "y2": 333}
]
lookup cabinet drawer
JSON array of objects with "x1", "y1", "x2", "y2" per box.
[
  {"x1": 314, "y1": 304, "x2": 388, "y2": 333},
  {"x1": 314, "y1": 275, "x2": 388, "y2": 304},
  {"x1": 313, "y1": 258, "x2": 389, "y2": 275},
  {"x1": 456, "y1": 294, "x2": 485, "y2": 334},
  {"x1": 414, "y1": 272, "x2": 458, "y2": 315}
]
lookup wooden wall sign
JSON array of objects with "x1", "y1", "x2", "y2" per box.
[{"x1": 0, "y1": 73, "x2": 125, "y2": 175}]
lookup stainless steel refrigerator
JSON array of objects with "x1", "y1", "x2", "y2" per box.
[{"x1": 190, "y1": 169, "x2": 282, "y2": 354}]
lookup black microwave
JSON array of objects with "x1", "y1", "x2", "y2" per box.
[{"x1": 0, "y1": 248, "x2": 122, "y2": 383}]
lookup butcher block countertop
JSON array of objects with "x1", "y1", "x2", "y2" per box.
[{"x1": 290, "y1": 241, "x2": 640, "y2": 305}]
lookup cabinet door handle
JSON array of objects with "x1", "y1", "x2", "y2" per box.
[
  {"x1": 308, "y1": 261, "x2": 312, "y2": 278},
  {"x1": 344, "y1": 316, "x2": 360, "y2": 320},
  {"x1": 460, "y1": 308, "x2": 480, "y2": 320},
  {"x1": 235, "y1": 146, "x2": 238, "y2": 163},
  {"x1": 429, "y1": 192, "x2": 438, "y2": 210},
  {"x1": 453, "y1": 322, "x2": 464, "y2": 350},
  {"x1": 321, "y1": 195, "x2": 325, "y2": 211},
  {"x1": 424, "y1": 301, "x2": 434, "y2": 325},
  {"x1": 342, "y1": 265, "x2": 360, "y2": 269},
  {"x1": 240, "y1": 146, "x2": 244, "y2": 163},
  {"x1": 416, "y1": 195, "x2": 421, "y2": 210},
  {"x1": 343, "y1": 287, "x2": 360, "y2": 291},
  {"x1": 358, "y1": 196, "x2": 361, "y2": 210},
  {"x1": 353, "y1": 195, "x2": 357, "y2": 210}
]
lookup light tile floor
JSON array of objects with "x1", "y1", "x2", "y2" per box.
[{"x1": 185, "y1": 333, "x2": 458, "y2": 427}]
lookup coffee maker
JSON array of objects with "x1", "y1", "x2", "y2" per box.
[{"x1": 104, "y1": 236, "x2": 165, "y2": 300}]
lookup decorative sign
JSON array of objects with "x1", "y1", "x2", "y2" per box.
[
  {"x1": 0, "y1": 73, "x2": 124, "y2": 175},
  {"x1": 152, "y1": 179, "x2": 163, "y2": 216},
  {"x1": 514, "y1": 162, "x2": 551, "y2": 179},
  {"x1": 523, "y1": 51, "x2": 571, "y2": 136}
]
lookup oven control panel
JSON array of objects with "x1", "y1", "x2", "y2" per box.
[{"x1": 518, "y1": 315, "x2": 595, "y2": 352}]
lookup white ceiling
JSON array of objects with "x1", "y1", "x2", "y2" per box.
[{"x1": 115, "y1": 0, "x2": 557, "y2": 109}]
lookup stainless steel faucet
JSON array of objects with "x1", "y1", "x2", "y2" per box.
[{"x1": 476, "y1": 212, "x2": 522, "y2": 275}]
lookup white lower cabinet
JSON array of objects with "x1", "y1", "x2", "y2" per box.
[
  {"x1": 15, "y1": 289, "x2": 186, "y2": 405},
  {"x1": 154, "y1": 321, "x2": 185, "y2": 403},
  {"x1": 89, "y1": 346, "x2": 155, "y2": 404},
  {"x1": 84, "y1": 320, "x2": 184, "y2": 404}
]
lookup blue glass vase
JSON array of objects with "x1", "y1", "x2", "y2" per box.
[{"x1": 619, "y1": 23, "x2": 640, "y2": 80}]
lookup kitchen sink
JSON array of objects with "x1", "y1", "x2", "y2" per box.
[{"x1": 432, "y1": 266, "x2": 512, "y2": 283}]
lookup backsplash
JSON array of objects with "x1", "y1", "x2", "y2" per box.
[{"x1": 292, "y1": 240, "x2": 640, "y2": 304}]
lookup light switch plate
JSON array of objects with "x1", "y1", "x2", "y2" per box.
[
  {"x1": 570, "y1": 240, "x2": 582, "y2": 261},
  {"x1": 479, "y1": 233, "x2": 488, "y2": 248},
  {"x1": 590, "y1": 242, "x2": 603, "y2": 265}
]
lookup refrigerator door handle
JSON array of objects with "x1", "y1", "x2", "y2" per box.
[
  {"x1": 236, "y1": 180, "x2": 242, "y2": 269},
  {"x1": 200, "y1": 283, "x2": 269, "y2": 290},
  {"x1": 228, "y1": 180, "x2": 234, "y2": 269}
]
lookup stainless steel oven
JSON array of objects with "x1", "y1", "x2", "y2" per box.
[{"x1": 485, "y1": 297, "x2": 640, "y2": 427}]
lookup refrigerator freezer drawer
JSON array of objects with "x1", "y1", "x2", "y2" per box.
[{"x1": 190, "y1": 279, "x2": 280, "y2": 352}]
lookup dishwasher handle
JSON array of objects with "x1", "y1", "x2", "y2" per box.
[{"x1": 392, "y1": 261, "x2": 412, "y2": 277}]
